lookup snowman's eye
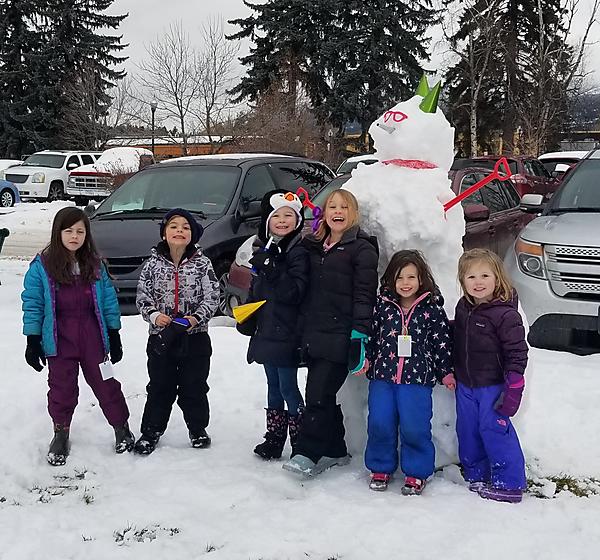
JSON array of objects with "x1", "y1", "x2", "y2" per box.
[{"x1": 383, "y1": 111, "x2": 408, "y2": 124}]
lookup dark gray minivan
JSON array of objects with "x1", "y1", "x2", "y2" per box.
[{"x1": 88, "y1": 154, "x2": 334, "y2": 314}]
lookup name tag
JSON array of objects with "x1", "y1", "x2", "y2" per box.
[
  {"x1": 398, "y1": 335, "x2": 412, "y2": 358},
  {"x1": 99, "y1": 360, "x2": 115, "y2": 381}
]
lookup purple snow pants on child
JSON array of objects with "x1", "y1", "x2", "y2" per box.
[
  {"x1": 46, "y1": 279, "x2": 129, "y2": 427},
  {"x1": 456, "y1": 382, "x2": 526, "y2": 490}
]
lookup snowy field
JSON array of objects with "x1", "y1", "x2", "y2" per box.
[{"x1": 0, "y1": 203, "x2": 599, "y2": 559}]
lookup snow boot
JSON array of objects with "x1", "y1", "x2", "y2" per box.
[
  {"x1": 254, "y1": 408, "x2": 288, "y2": 460},
  {"x1": 479, "y1": 486, "x2": 523, "y2": 503},
  {"x1": 287, "y1": 410, "x2": 303, "y2": 457},
  {"x1": 369, "y1": 473, "x2": 391, "y2": 492},
  {"x1": 114, "y1": 422, "x2": 135, "y2": 454},
  {"x1": 47, "y1": 424, "x2": 70, "y2": 466},
  {"x1": 401, "y1": 476, "x2": 426, "y2": 496},
  {"x1": 468, "y1": 481, "x2": 489, "y2": 493},
  {"x1": 133, "y1": 431, "x2": 161, "y2": 455},
  {"x1": 189, "y1": 428, "x2": 211, "y2": 449}
]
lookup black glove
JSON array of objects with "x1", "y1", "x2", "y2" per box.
[
  {"x1": 152, "y1": 318, "x2": 190, "y2": 356},
  {"x1": 25, "y1": 335, "x2": 46, "y2": 372},
  {"x1": 108, "y1": 329, "x2": 123, "y2": 364},
  {"x1": 249, "y1": 245, "x2": 281, "y2": 277},
  {"x1": 236, "y1": 314, "x2": 258, "y2": 336}
]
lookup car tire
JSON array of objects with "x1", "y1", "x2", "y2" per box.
[
  {"x1": 47, "y1": 181, "x2": 64, "y2": 202},
  {"x1": 74, "y1": 196, "x2": 89, "y2": 206},
  {"x1": 213, "y1": 259, "x2": 233, "y2": 317},
  {"x1": 0, "y1": 188, "x2": 15, "y2": 208}
]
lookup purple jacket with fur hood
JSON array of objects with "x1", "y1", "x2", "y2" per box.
[{"x1": 453, "y1": 294, "x2": 528, "y2": 388}]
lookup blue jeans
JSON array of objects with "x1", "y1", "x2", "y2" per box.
[
  {"x1": 365, "y1": 380, "x2": 435, "y2": 479},
  {"x1": 456, "y1": 382, "x2": 526, "y2": 490},
  {"x1": 264, "y1": 364, "x2": 304, "y2": 415}
]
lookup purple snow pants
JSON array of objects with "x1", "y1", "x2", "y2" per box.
[
  {"x1": 46, "y1": 279, "x2": 129, "y2": 427},
  {"x1": 456, "y1": 382, "x2": 526, "y2": 490}
]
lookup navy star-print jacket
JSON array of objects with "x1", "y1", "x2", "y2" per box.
[{"x1": 366, "y1": 288, "x2": 453, "y2": 386}]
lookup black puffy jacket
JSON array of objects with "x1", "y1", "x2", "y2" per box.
[
  {"x1": 301, "y1": 226, "x2": 379, "y2": 364},
  {"x1": 244, "y1": 233, "x2": 310, "y2": 367}
]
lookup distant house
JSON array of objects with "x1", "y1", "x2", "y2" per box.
[{"x1": 104, "y1": 135, "x2": 237, "y2": 159}]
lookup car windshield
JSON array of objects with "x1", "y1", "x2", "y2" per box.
[
  {"x1": 94, "y1": 165, "x2": 241, "y2": 217},
  {"x1": 548, "y1": 159, "x2": 600, "y2": 212},
  {"x1": 21, "y1": 154, "x2": 66, "y2": 168},
  {"x1": 337, "y1": 158, "x2": 377, "y2": 174}
]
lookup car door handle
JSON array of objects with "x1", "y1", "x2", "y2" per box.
[{"x1": 488, "y1": 226, "x2": 496, "y2": 235}]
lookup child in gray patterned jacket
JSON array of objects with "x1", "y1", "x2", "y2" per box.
[{"x1": 134, "y1": 208, "x2": 219, "y2": 455}]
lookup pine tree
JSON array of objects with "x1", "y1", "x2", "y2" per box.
[
  {"x1": 0, "y1": 1, "x2": 47, "y2": 157},
  {"x1": 228, "y1": 0, "x2": 437, "y2": 146},
  {"x1": 0, "y1": 0, "x2": 127, "y2": 156},
  {"x1": 45, "y1": 0, "x2": 127, "y2": 148}
]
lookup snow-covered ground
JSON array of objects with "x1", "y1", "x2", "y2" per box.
[{"x1": 1, "y1": 204, "x2": 599, "y2": 559}]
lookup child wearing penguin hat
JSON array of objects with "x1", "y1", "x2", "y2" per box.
[
  {"x1": 238, "y1": 190, "x2": 310, "y2": 460},
  {"x1": 134, "y1": 207, "x2": 220, "y2": 455}
]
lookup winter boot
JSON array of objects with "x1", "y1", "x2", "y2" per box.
[
  {"x1": 114, "y1": 422, "x2": 135, "y2": 454},
  {"x1": 133, "y1": 431, "x2": 161, "y2": 455},
  {"x1": 369, "y1": 473, "x2": 391, "y2": 492},
  {"x1": 401, "y1": 476, "x2": 426, "y2": 496},
  {"x1": 478, "y1": 486, "x2": 523, "y2": 503},
  {"x1": 47, "y1": 424, "x2": 70, "y2": 466},
  {"x1": 468, "y1": 481, "x2": 489, "y2": 493},
  {"x1": 254, "y1": 408, "x2": 288, "y2": 460},
  {"x1": 287, "y1": 410, "x2": 303, "y2": 457},
  {"x1": 189, "y1": 428, "x2": 211, "y2": 449}
]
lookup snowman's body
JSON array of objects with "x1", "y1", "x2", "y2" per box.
[
  {"x1": 344, "y1": 94, "x2": 465, "y2": 313},
  {"x1": 341, "y1": 89, "x2": 464, "y2": 466}
]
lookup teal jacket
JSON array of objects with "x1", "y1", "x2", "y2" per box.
[{"x1": 21, "y1": 255, "x2": 121, "y2": 357}]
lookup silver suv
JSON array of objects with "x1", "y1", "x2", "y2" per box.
[{"x1": 505, "y1": 149, "x2": 600, "y2": 355}]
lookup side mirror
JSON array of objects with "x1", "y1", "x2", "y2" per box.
[
  {"x1": 463, "y1": 204, "x2": 490, "y2": 222},
  {"x1": 67, "y1": 162, "x2": 79, "y2": 170},
  {"x1": 83, "y1": 203, "x2": 96, "y2": 216},
  {"x1": 519, "y1": 194, "x2": 544, "y2": 213}
]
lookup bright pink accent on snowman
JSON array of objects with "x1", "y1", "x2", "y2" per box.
[
  {"x1": 443, "y1": 157, "x2": 512, "y2": 212},
  {"x1": 383, "y1": 110, "x2": 408, "y2": 123},
  {"x1": 382, "y1": 159, "x2": 438, "y2": 169}
]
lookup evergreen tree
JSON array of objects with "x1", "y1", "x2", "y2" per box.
[
  {"x1": 0, "y1": 0, "x2": 126, "y2": 156},
  {"x1": 228, "y1": 0, "x2": 437, "y2": 145},
  {"x1": 0, "y1": 1, "x2": 47, "y2": 157}
]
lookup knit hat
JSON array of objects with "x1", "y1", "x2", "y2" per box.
[
  {"x1": 260, "y1": 190, "x2": 304, "y2": 242},
  {"x1": 159, "y1": 208, "x2": 203, "y2": 246}
]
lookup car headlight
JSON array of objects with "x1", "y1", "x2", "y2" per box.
[
  {"x1": 31, "y1": 172, "x2": 45, "y2": 183},
  {"x1": 515, "y1": 238, "x2": 547, "y2": 279}
]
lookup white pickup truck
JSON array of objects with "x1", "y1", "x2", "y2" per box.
[
  {"x1": 66, "y1": 147, "x2": 154, "y2": 204},
  {"x1": 5, "y1": 150, "x2": 101, "y2": 201}
]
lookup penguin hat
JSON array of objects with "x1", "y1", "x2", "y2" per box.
[
  {"x1": 159, "y1": 208, "x2": 203, "y2": 246},
  {"x1": 261, "y1": 190, "x2": 304, "y2": 241}
]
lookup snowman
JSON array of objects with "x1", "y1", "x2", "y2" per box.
[
  {"x1": 340, "y1": 77, "x2": 464, "y2": 466},
  {"x1": 344, "y1": 76, "x2": 465, "y2": 314}
]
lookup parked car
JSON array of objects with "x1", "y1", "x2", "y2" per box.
[
  {"x1": 225, "y1": 168, "x2": 532, "y2": 314},
  {"x1": 336, "y1": 154, "x2": 378, "y2": 175},
  {"x1": 0, "y1": 159, "x2": 23, "y2": 179},
  {"x1": 451, "y1": 155, "x2": 559, "y2": 198},
  {"x1": 505, "y1": 148, "x2": 600, "y2": 355},
  {"x1": 67, "y1": 147, "x2": 154, "y2": 205},
  {"x1": 5, "y1": 150, "x2": 102, "y2": 201},
  {"x1": 538, "y1": 150, "x2": 588, "y2": 180},
  {"x1": 87, "y1": 153, "x2": 335, "y2": 315},
  {"x1": 0, "y1": 179, "x2": 21, "y2": 207}
]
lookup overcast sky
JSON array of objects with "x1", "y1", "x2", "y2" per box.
[{"x1": 110, "y1": 0, "x2": 600, "y2": 91}]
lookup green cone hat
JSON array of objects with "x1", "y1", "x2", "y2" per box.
[
  {"x1": 419, "y1": 81, "x2": 441, "y2": 113},
  {"x1": 415, "y1": 74, "x2": 430, "y2": 98}
]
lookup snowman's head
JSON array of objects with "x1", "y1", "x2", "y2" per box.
[{"x1": 369, "y1": 77, "x2": 455, "y2": 171}]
